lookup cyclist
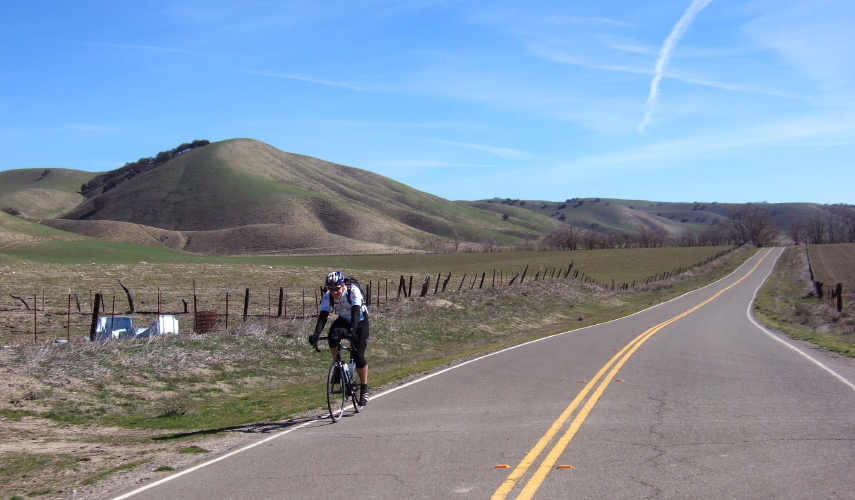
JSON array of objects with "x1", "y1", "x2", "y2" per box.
[{"x1": 310, "y1": 271, "x2": 371, "y2": 406}]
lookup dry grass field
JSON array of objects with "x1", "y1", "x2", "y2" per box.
[
  {"x1": 1, "y1": 246, "x2": 735, "y2": 346},
  {"x1": 808, "y1": 243, "x2": 855, "y2": 302}
]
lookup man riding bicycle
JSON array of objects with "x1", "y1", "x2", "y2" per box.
[{"x1": 310, "y1": 271, "x2": 370, "y2": 406}]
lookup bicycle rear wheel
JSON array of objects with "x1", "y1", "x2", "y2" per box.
[
  {"x1": 351, "y1": 380, "x2": 363, "y2": 413},
  {"x1": 327, "y1": 361, "x2": 345, "y2": 422}
]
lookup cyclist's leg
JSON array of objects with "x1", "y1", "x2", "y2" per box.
[
  {"x1": 353, "y1": 318, "x2": 370, "y2": 406},
  {"x1": 327, "y1": 318, "x2": 349, "y2": 360},
  {"x1": 353, "y1": 318, "x2": 369, "y2": 384}
]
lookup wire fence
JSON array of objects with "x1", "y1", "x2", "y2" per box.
[{"x1": 1, "y1": 248, "x2": 736, "y2": 345}]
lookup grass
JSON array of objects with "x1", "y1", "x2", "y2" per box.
[
  {"x1": 177, "y1": 446, "x2": 209, "y2": 454},
  {"x1": 0, "y1": 452, "x2": 79, "y2": 499},
  {"x1": 753, "y1": 246, "x2": 855, "y2": 356},
  {"x1": 80, "y1": 460, "x2": 150, "y2": 486}
]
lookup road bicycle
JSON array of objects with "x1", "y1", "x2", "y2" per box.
[{"x1": 314, "y1": 332, "x2": 363, "y2": 422}]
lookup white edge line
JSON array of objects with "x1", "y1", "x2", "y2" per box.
[
  {"x1": 746, "y1": 248, "x2": 855, "y2": 392},
  {"x1": 114, "y1": 248, "x2": 776, "y2": 498}
]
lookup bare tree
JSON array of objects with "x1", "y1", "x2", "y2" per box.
[
  {"x1": 451, "y1": 228, "x2": 464, "y2": 252},
  {"x1": 727, "y1": 204, "x2": 775, "y2": 247},
  {"x1": 521, "y1": 232, "x2": 537, "y2": 251},
  {"x1": 786, "y1": 214, "x2": 806, "y2": 245},
  {"x1": 805, "y1": 212, "x2": 828, "y2": 244},
  {"x1": 542, "y1": 223, "x2": 585, "y2": 250},
  {"x1": 481, "y1": 235, "x2": 499, "y2": 252}
]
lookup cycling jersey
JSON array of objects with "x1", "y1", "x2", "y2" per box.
[{"x1": 319, "y1": 285, "x2": 367, "y2": 322}]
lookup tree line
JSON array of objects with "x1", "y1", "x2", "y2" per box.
[
  {"x1": 539, "y1": 204, "x2": 855, "y2": 250},
  {"x1": 79, "y1": 140, "x2": 210, "y2": 196}
]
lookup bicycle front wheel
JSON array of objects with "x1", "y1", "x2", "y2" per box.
[{"x1": 327, "y1": 361, "x2": 345, "y2": 422}]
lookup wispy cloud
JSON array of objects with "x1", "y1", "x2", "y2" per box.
[
  {"x1": 561, "y1": 108, "x2": 855, "y2": 176},
  {"x1": 434, "y1": 140, "x2": 536, "y2": 160},
  {"x1": 639, "y1": 0, "x2": 714, "y2": 132},
  {"x1": 242, "y1": 70, "x2": 368, "y2": 92},
  {"x1": 78, "y1": 41, "x2": 212, "y2": 57},
  {"x1": 379, "y1": 160, "x2": 498, "y2": 168}
]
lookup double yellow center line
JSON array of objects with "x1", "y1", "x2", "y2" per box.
[{"x1": 491, "y1": 249, "x2": 772, "y2": 500}]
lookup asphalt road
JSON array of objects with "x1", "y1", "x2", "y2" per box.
[{"x1": 115, "y1": 247, "x2": 855, "y2": 499}]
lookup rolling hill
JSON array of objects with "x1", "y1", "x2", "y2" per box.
[
  {"x1": 1, "y1": 138, "x2": 851, "y2": 255},
  {"x1": 5, "y1": 139, "x2": 561, "y2": 255},
  {"x1": 0, "y1": 168, "x2": 93, "y2": 219}
]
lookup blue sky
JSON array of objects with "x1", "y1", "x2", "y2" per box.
[{"x1": 2, "y1": 0, "x2": 853, "y2": 204}]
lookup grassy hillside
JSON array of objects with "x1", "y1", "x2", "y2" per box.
[
  {"x1": 0, "y1": 168, "x2": 94, "y2": 219},
  {"x1": 0, "y1": 210, "x2": 88, "y2": 259},
  {"x1": 51, "y1": 139, "x2": 561, "y2": 255},
  {"x1": 471, "y1": 197, "x2": 848, "y2": 240}
]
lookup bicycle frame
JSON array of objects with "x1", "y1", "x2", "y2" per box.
[{"x1": 315, "y1": 333, "x2": 363, "y2": 422}]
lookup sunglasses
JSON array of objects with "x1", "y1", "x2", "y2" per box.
[{"x1": 328, "y1": 286, "x2": 343, "y2": 291}]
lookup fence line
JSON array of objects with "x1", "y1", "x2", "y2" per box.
[{"x1": 2, "y1": 248, "x2": 737, "y2": 344}]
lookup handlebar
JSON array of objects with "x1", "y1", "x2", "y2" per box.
[{"x1": 312, "y1": 333, "x2": 356, "y2": 352}]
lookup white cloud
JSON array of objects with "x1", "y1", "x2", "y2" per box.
[
  {"x1": 378, "y1": 160, "x2": 498, "y2": 168},
  {"x1": 435, "y1": 140, "x2": 536, "y2": 160},
  {"x1": 242, "y1": 70, "x2": 369, "y2": 92}
]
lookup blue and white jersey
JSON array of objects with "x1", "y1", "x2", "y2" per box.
[{"x1": 320, "y1": 285, "x2": 366, "y2": 322}]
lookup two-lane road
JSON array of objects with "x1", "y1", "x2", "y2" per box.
[{"x1": 116, "y1": 248, "x2": 855, "y2": 499}]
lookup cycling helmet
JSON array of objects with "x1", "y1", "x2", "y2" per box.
[{"x1": 325, "y1": 271, "x2": 345, "y2": 288}]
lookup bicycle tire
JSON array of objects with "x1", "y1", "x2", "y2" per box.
[
  {"x1": 351, "y1": 380, "x2": 363, "y2": 413},
  {"x1": 327, "y1": 361, "x2": 345, "y2": 422}
]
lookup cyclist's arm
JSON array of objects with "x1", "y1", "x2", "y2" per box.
[
  {"x1": 313, "y1": 310, "x2": 329, "y2": 337},
  {"x1": 349, "y1": 305, "x2": 360, "y2": 333}
]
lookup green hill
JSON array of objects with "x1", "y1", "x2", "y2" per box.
[
  {"x1": 37, "y1": 139, "x2": 562, "y2": 255},
  {"x1": 0, "y1": 168, "x2": 94, "y2": 219}
]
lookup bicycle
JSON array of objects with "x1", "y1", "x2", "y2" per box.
[{"x1": 313, "y1": 332, "x2": 363, "y2": 422}]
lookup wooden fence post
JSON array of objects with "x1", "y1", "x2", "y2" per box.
[
  {"x1": 118, "y1": 280, "x2": 135, "y2": 313},
  {"x1": 66, "y1": 290, "x2": 71, "y2": 342},
  {"x1": 277, "y1": 287, "x2": 284, "y2": 317},
  {"x1": 420, "y1": 275, "x2": 431, "y2": 297},
  {"x1": 243, "y1": 288, "x2": 250, "y2": 321},
  {"x1": 33, "y1": 293, "x2": 38, "y2": 344},
  {"x1": 89, "y1": 293, "x2": 101, "y2": 341}
]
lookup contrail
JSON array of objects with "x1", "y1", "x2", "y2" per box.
[{"x1": 639, "y1": 0, "x2": 714, "y2": 132}]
